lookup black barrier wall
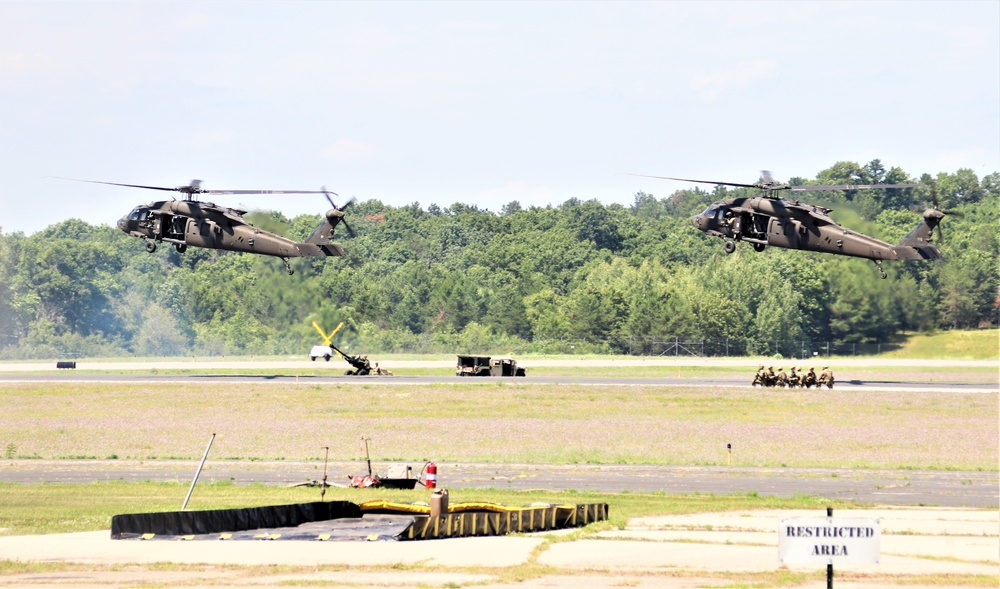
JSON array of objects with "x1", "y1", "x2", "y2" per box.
[
  {"x1": 111, "y1": 501, "x2": 360, "y2": 538},
  {"x1": 111, "y1": 501, "x2": 609, "y2": 541}
]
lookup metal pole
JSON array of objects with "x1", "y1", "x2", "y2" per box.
[
  {"x1": 827, "y1": 506, "x2": 834, "y2": 589},
  {"x1": 362, "y1": 437, "x2": 372, "y2": 476},
  {"x1": 320, "y1": 446, "x2": 329, "y2": 502},
  {"x1": 182, "y1": 433, "x2": 215, "y2": 511}
]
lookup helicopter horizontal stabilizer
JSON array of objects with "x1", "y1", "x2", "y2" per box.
[
  {"x1": 296, "y1": 243, "x2": 344, "y2": 257},
  {"x1": 896, "y1": 244, "x2": 942, "y2": 260},
  {"x1": 293, "y1": 242, "x2": 345, "y2": 257}
]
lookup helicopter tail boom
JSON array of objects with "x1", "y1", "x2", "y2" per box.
[
  {"x1": 305, "y1": 220, "x2": 336, "y2": 245},
  {"x1": 894, "y1": 208, "x2": 945, "y2": 260}
]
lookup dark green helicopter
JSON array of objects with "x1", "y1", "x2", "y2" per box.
[
  {"x1": 54, "y1": 177, "x2": 356, "y2": 275},
  {"x1": 633, "y1": 171, "x2": 955, "y2": 278}
]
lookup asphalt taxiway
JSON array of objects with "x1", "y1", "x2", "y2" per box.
[
  {"x1": 2, "y1": 459, "x2": 997, "y2": 509},
  {"x1": 0, "y1": 372, "x2": 996, "y2": 394}
]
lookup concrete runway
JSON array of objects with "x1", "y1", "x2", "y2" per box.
[
  {"x1": 2, "y1": 356, "x2": 997, "y2": 390},
  {"x1": 0, "y1": 372, "x2": 996, "y2": 394}
]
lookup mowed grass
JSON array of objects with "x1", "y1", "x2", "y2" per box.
[
  {"x1": 0, "y1": 481, "x2": 847, "y2": 536},
  {"x1": 883, "y1": 329, "x2": 999, "y2": 360},
  {"x1": 2, "y1": 382, "x2": 995, "y2": 470}
]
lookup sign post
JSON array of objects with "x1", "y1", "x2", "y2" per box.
[{"x1": 779, "y1": 507, "x2": 880, "y2": 588}]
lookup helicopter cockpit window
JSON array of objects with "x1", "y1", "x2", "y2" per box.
[{"x1": 128, "y1": 210, "x2": 141, "y2": 221}]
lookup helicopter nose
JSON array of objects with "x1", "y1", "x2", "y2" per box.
[
  {"x1": 691, "y1": 215, "x2": 703, "y2": 230},
  {"x1": 117, "y1": 216, "x2": 126, "y2": 232}
]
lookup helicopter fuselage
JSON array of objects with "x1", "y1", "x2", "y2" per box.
[
  {"x1": 118, "y1": 200, "x2": 344, "y2": 258},
  {"x1": 691, "y1": 197, "x2": 941, "y2": 262}
]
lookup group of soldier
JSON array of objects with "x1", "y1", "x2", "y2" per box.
[{"x1": 753, "y1": 365, "x2": 834, "y2": 389}]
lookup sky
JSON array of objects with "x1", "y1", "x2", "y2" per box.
[{"x1": 1, "y1": 1, "x2": 998, "y2": 235}]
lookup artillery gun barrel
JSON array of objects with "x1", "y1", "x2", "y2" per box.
[{"x1": 330, "y1": 343, "x2": 367, "y2": 371}]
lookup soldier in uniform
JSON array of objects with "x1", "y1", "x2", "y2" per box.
[
  {"x1": 765, "y1": 366, "x2": 776, "y2": 387},
  {"x1": 819, "y1": 366, "x2": 835, "y2": 389},
  {"x1": 803, "y1": 367, "x2": 818, "y2": 388},
  {"x1": 753, "y1": 365, "x2": 766, "y2": 387},
  {"x1": 776, "y1": 367, "x2": 788, "y2": 387},
  {"x1": 788, "y1": 367, "x2": 800, "y2": 388}
]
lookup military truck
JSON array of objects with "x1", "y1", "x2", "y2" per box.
[{"x1": 456, "y1": 355, "x2": 526, "y2": 377}]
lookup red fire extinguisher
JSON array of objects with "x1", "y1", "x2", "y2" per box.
[{"x1": 424, "y1": 461, "x2": 437, "y2": 489}]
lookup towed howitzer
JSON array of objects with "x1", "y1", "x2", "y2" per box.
[{"x1": 330, "y1": 343, "x2": 371, "y2": 376}]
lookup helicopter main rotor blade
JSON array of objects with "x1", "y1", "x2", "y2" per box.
[
  {"x1": 624, "y1": 173, "x2": 759, "y2": 189},
  {"x1": 789, "y1": 183, "x2": 920, "y2": 192},
  {"x1": 48, "y1": 176, "x2": 180, "y2": 192},
  {"x1": 51, "y1": 177, "x2": 332, "y2": 196},
  {"x1": 206, "y1": 189, "x2": 330, "y2": 195}
]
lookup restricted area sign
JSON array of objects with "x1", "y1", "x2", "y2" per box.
[{"x1": 779, "y1": 517, "x2": 881, "y2": 565}]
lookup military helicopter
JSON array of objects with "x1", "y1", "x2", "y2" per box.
[
  {"x1": 633, "y1": 171, "x2": 953, "y2": 278},
  {"x1": 54, "y1": 177, "x2": 356, "y2": 275}
]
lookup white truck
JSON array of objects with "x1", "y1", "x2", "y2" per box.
[{"x1": 309, "y1": 345, "x2": 334, "y2": 361}]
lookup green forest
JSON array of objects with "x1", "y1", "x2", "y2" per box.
[{"x1": 1, "y1": 160, "x2": 997, "y2": 359}]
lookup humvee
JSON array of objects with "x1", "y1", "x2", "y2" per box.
[{"x1": 456, "y1": 355, "x2": 526, "y2": 377}]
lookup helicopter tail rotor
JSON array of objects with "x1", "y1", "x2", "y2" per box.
[
  {"x1": 926, "y1": 182, "x2": 963, "y2": 243},
  {"x1": 322, "y1": 187, "x2": 357, "y2": 238}
]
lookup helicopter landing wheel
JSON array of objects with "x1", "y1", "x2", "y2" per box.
[
  {"x1": 873, "y1": 259, "x2": 887, "y2": 279},
  {"x1": 175, "y1": 243, "x2": 187, "y2": 253},
  {"x1": 145, "y1": 241, "x2": 156, "y2": 253},
  {"x1": 723, "y1": 240, "x2": 736, "y2": 254},
  {"x1": 753, "y1": 242, "x2": 766, "y2": 252}
]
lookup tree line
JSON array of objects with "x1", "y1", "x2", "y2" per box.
[{"x1": 0, "y1": 160, "x2": 996, "y2": 359}]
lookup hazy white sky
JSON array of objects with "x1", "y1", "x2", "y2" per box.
[{"x1": 1, "y1": 1, "x2": 997, "y2": 234}]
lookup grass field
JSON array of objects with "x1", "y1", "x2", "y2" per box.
[
  {"x1": 1, "y1": 382, "x2": 995, "y2": 469},
  {"x1": 882, "y1": 329, "x2": 999, "y2": 360}
]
